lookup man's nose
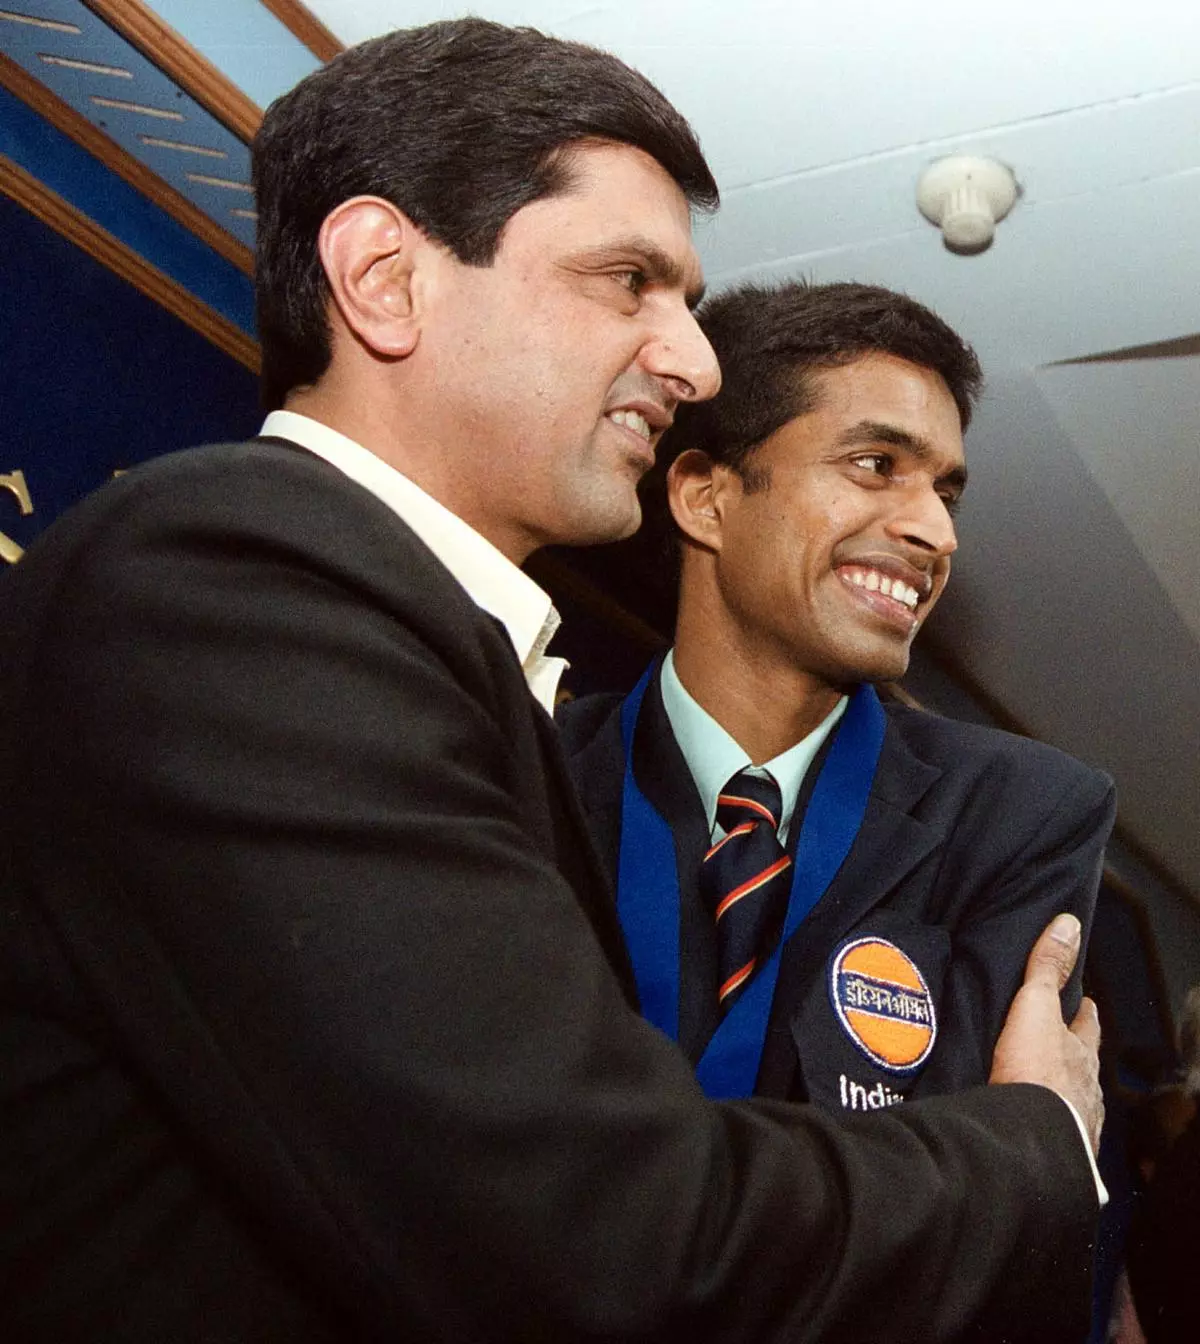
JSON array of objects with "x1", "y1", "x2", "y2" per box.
[
  {"x1": 641, "y1": 306, "x2": 722, "y2": 404},
  {"x1": 886, "y1": 485, "x2": 959, "y2": 558}
]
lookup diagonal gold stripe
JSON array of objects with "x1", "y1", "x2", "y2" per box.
[
  {"x1": 717, "y1": 793, "x2": 776, "y2": 825},
  {"x1": 719, "y1": 960, "x2": 756, "y2": 1002},
  {"x1": 80, "y1": 0, "x2": 262, "y2": 142},
  {"x1": 704, "y1": 821, "x2": 756, "y2": 862},
  {"x1": 714, "y1": 856, "x2": 792, "y2": 921},
  {"x1": 0, "y1": 50, "x2": 253, "y2": 276},
  {"x1": 0, "y1": 153, "x2": 260, "y2": 374},
  {"x1": 257, "y1": 0, "x2": 343, "y2": 63}
]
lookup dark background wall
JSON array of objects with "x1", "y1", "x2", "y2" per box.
[{"x1": 0, "y1": 192, "x2": 260, "y2": 555}]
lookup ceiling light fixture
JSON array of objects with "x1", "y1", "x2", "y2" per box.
[{"x1": 916, "y1": 155, "x2": 1018, "y2": 254}]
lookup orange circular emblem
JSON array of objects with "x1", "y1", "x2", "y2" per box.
[{"x1": 829, "y1": 937, "x2": 937, "y2": 1073}]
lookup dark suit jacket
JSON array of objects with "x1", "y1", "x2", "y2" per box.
[
  {"x1": 558, "y1": 665, "x2": 1115, "y2": 1107},
  {"x1": 1, "y1": 439, "x2": 1100, "y2": 1342}
]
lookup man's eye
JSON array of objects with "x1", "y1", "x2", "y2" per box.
[
  {"x1": 614, "y1": 269, "x2": 648, "y2": 295},
  {"x1": 940, "y1": 493, "x2": 963, "y2": 519},
  {"x1": 852, "y1": 453, "x2": 891, "y2": 475}
]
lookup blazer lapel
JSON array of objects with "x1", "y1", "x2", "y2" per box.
[
  {"x1": 767, "y1": 713, "x2": 946, "y2": 1055},
  {"x1": 557, "y1": 698, "x2": 627, "y2": 882},
  {"x1": 632, "y1": 677, "x2": 719, "y2": 1061}
]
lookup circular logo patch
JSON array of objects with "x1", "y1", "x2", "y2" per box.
[{"x1": 829, "y1": 936, "x2": 937, "y2": 1073}]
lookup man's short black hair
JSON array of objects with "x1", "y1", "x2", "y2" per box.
[
  {"x1": 663, "y1": 280, "x2": 983, "y2": 477},
  {"x1": 252, "y1": 18, "x2": 719, "y2": 411}
]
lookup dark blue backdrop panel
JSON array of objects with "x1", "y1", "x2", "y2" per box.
[{"x1": 0, "y1": 191, "x2": 260, "y2": 551}]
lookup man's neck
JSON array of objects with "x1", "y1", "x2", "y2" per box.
[
  {"x1": 282, "y1": 387, "x2": 535, "y2": 564},
  {"x1": 670, "y1": 637, "x2": 847, "y2": 765}
]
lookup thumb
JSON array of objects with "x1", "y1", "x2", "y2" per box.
[{"x1": 1023, "y1": 913, "x2": 1081, "y2": 994}]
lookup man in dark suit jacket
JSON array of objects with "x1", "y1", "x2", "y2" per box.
[
  {"x1": 560, "y1": 282, "x2": 1115, "y2": 1111},
  {"x1": 1, "y1": 21, "x2": 1104, "y2": 1344}
]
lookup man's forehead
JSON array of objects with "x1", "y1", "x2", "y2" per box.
[
  {"x1": 807, "y1": 357, "x2": 962, "y2": 431},
  {"x1": 766, "y1": 355, "x2": 967, "y2": 467},
  {"x1": 514, "y1": 141, "x2": 701, "y2": 265},
  {"x1": 556, "y1": 137, "x2": 693, "y2": 203}
]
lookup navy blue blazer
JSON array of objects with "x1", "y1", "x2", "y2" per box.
[{"x1": 558, "y1": 664, "x2": 1116, "y2": 1109}]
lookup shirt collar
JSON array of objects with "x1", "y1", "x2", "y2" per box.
[
  {"x1": 658, "y1": 649, "x2": 847, "y2": 844},
  {"x1": 261, "y1": 411, "x2": 567, "y2": 712}
]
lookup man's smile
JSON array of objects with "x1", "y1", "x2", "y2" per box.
[
  {"x1": 606, "y1": 408, "x2": 653, "y2": 441},
  {"x1": 835, "y1": 561, "x2": 936, "y2": 629},
  {"x1": 604, "y1": 400, "x2": 673, "y2": 471}
]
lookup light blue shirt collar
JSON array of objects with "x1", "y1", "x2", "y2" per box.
[{"x1": 658, "y1": 650, "x2": 848, "y2": 846}]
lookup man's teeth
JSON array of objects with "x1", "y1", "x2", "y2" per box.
[
  {"x1": 608, "y1": 409, "x2": 652, "y2": 441},
  {"x1": 846, "y1": 568, "x2": 920, "y2": 610}
]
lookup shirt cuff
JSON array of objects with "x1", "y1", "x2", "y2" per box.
[{"x1": 1059, "y1": 1094, "x2": 1109, "y2": 1207}]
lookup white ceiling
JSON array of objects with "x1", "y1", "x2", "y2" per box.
[
  {"x1": 300, "y1": 1, "x2": 1200, "y2": 372},
  {"x1": 122, "y1": 0, "x2": 1200, "y2": 898}
]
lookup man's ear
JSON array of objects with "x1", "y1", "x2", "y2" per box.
[
  {"x1": 667, "y1": 448, "x2": 732, "y2": 552},
  {"x1": 318, "y1": 196, "x2": 424, "y2": 359}
]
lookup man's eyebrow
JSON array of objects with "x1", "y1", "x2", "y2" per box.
[
  {"x1": 837, "y1": 419, "x2": 969, "y2": 490},
  {"x1": 579, "y1": 235, "x2": 707, "y2": 309}
]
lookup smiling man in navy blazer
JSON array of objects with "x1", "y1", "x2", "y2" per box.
[
  {"x1": 3, "y1": 23, "x2": 1107, "y2": 1344},
  {"x1": 559, "y1": 280, "x2": 1117, "y2": 1110}
]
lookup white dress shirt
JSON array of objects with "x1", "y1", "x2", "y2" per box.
[{"x1": 260, "y1": 411, "x2": 567, "y2": 712}]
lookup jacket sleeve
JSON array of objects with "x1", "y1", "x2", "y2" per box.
[
  {"x1": 27, "y1": 457, "x2": 1100, "y2": 1344},
  {"x1": 920, "y1": 749, "x2": 1116, "y2": 1097}
]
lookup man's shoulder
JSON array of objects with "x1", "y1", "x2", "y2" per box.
[
  {"x1": 109, "y1": 437, "x2": 363, "y2": 515},
  {"x1": 883, "y1": 698, "x2": 1113, "y2": 803},
  {"x1": 14, "y1": 437, "x2": 491, "y2": 655},
  {"x1": 27, "y1": 438, "x2": 354, "y2": 540},
  {"x1": 31, "y1": 437, "x2": 431, "y2": 569}
]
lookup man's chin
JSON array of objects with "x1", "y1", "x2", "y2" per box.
[
  {"x1": 863, "y1": 651, "x2": 913, "y2": 687},
  {"x1": 558, "y1": 496, "x2": 643, "y2": 548},
  {"x1": 829, "y1": 637, "x2": 914, "y2": 688}
]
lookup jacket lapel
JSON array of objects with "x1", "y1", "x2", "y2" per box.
[
  {"x1": 768, "y1": 713, "x2": 945, "y2": 1040},
  {"x1": 556, "y1": 696, "x2": 627, "y2": 881}
]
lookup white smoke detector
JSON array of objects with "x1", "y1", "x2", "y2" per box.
[{"x1": 916, "y1": 155, "x2": 1019, "y2": 252}]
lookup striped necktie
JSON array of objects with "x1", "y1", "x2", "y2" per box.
[{"x1": 701, "y1": 770, "x2": 793, "y2": 1014}]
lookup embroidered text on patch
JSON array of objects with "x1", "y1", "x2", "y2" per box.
[{"x1": 829, "y1": 936, "x2": 937, "y2": 1074}]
